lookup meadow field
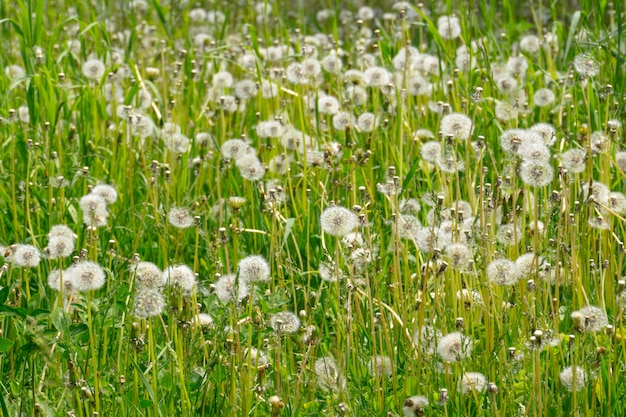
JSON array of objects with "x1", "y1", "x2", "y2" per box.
[{"x1": 0, "y1": 0, "x2": 624, "y2": 416}]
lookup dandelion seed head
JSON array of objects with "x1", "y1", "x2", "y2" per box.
[
  {"x1": 46, "y1": 235, "x2": 75, "y2": 259},
  {"x1": 560, "y1": 366, "x2": 587, "y2": 392},
  {"x1": 420, "y1": 141, "x2": 441, "y2": 164},
  {"x1": 356, "y1": 112, "x2": 377, "y2": 132},
  {"x1": 91, "y1": 184, "x2": 118, "y2": 205},
  {"x1": 413, "y1": 325, "x2": 441, "y2": 355},
  {"x1": 269, "y1": 311, "x2": 300, "y2": 334},
  {"x1": 487, "y1": 258, "x2": 520, "y2": 286},
  {"x1": 530, "y1": 122, "x2": 557, "y2": 146},
  {"x1": 8, "y1": 244, "x2": 41, "y2": 268},
  {"x1": 68, "y1": 261, "x2": 106, "y2": 292},
  {"x1": 168, "y1": 206, "x2": 195, "y2": 229},
  {"x1": 133, "y1": 261, "x2": 166, "y2": 290},
  {"x1": 561, "y1": 148, "x2": 587, "y2": 173},
  {"x1": 82, "y1": 58, "x2": 106, "y2": 80},
  {"x1": 320, "y1": 206, "x2": 359, "y2": 237},
  {"x1": 437, "y1": 15, "x2": 461, "y2": 40},
  {"x1": 395, "y1": 215, "x2": 421, "y2": 240},
  {"x1": 315, "y1": 356, "x2": 344, "y2": 391},
  {"x1": 214, "y1": 273, "x2": 249, "y2": 303},
  {"x1": 403, "y1": 395, "x2": 429, "y2": 417},
  {"x1": 318, "y1": 95, "x2": 340, "y2": 115},
  {"x1": 164, "y1": 264, "x2": 196, "y2": 293},
  {"x1": 365, "y1": 66, "x2": 391, "y2": 87},
  {"x1": 520, "y1": 161, "x2": 553, "y2": 187},
  {"x1": 571, "y1": 305, "x2": 608, "y2": 332},
  {"x1": 437, "y1": 331, "x2": 473, "y2": 362},
  {"x1": 134, "y1": 289, "x2": 165, "y2": 318},
  {"x1": 460, "y1": 372, "x2": 487, "y2": 394},
  {"x1": 236, "y1": 154, "x2": 265, "y2": 181},
  {"x1": 238, "y1": 255, "x2": 270, "y2": 283},
  {"x1": 192, "y1": 313, "x2": 214, "y2": 328},
  {"x1": 533, "y1": 88, "x2": 556, "y2": 107},
  {"x1": 48, "y1": 269, "x2": 74, "y2": 293},
  {"x1": 369, "y1": 355, "x2": 393, "y2": 377},
  {"x1": 212, "y1": 71, "x2": 234, "y2": 88},
  {"x1": 574, "y1": 54, "x2": 599, "y2": 77},
  {"x1": 440, "y1": 112, "x2": 473, "y2": 140},
  {"x1": 520, "y1": 34, "x2": 541, "y2": 54}
]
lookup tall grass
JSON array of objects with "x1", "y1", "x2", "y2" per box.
[{"x1": 0, "y1": 0, "x2": 624, "y2": 416}]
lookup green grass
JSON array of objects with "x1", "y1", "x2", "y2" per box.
[{"x1": 0, "y1": 0, "x2": 625, "y2": 416}]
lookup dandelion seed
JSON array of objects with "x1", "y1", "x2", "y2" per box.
[
  {"x1": 82, "y1": 58, "x2": 105, "y2": 80},
  {"x1": 238, "y1": 255, "x2": 270, "y2": 283},
  {"x1": 269, "y1": 311, "x2": 300, "y2": 334},
  {"x1": 440, "y1": 112, "x2": 473, "y2": 140},
  {"x1": 460, "y1": 372, "x2": 487, "y2": 394},
  {"x1": 134, "y1": 289, "x2": 165, "y2": 318},
  {"x1": 67, "y1": 261, "x2": 106, "y2": 292},
  {"x1": 437, "y1": 331, "x2": 473, "y2": 362},
  {"x1": 487, "y1": 258, "x2": 520, "y2": 286},
  {"x1": 164, "y1": 264, "x2": 196, "y2": 293},
  {"x1": 582, "y1": 181, "x2": 610, "y2": 204},
  {"x1": 320, "y1": 206, "x2": 359, "y2": 237},
  {"x1": 168, "y1": 206, "x2": 195, "y2": 229},
  {"x1": 560, "y1": 366, "x2": 587, "y2": 392}
]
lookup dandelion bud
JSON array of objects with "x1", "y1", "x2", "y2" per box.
[
  {"x1": 268, "y1": 395, "x2": 284, "y2": 416},
  {"x1": 439, "y1": 388, "x2": 448, "y2": 404},
  {"x1": 487, "y1": 382, "x2": 498, "y2": 395},
  {"x1": 508, "y1": 347, "x2": 516, "y2": 359}
]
